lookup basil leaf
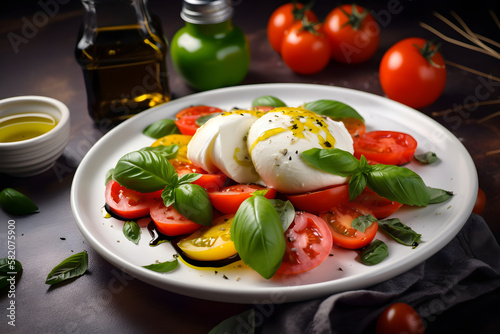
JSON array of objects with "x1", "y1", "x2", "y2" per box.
[
  {"x1": 142, "y1": 258, "x2": 179, "y2": 273},
  {"x1": 161, "y1": 187, "x2": 176, "y2": 207},
  {"x1": 123, "y1": 221, "x2": 141, "y2": 245},
  {"x1": 269, "y1": 199, "x2": 295, "y2": 232},
  {"x1": 105, "y1": 168, "x2": 114, "y2": 186},
  {"x1": 427, "y1": 187, "x2": 454, "y2": 204},
  {"x1": 45, "y1": 250, "x2": 88, "y2": 285},
  {"x1": 231, "y1": 195, "x2": 285, "y2": 279},
  {"x1": 251, "y1": 95, "x2": 287, "y2": 108},
  {"x1": 361, "y1": 240, "x2": 388, "y2": 265},
  {"x1": 251, "y1": 189, "x2": 269, "y2": 197},
  {"x1": 379, "y1": 218, "x2": 421, "y2": 246},
  {"x1": 366, "y1": 165, "x2": 430, "y2": 206},
  {"x1": 178, "y1": 173, "x2": 202, "y2": 185},
  {"x1": 415, "y1": 151, "x2": 438, "y2": 164},
  {"x1": 143, "y1": 119, "x2": 180, "y2": 139},
  {"x1": 0, "y1": 258, "x2": 22, "y2": 275},
  {"x1": 173, "y1": 184, "x2": 212, "y2": 226},
  {"x1": 303, "y1": 99, "x2": 364, "y2": 122},
  {"x1": 209, "y1": 309, "x2": 255, "y2": 334},
  {"x1": 0, "y1": 188, "x2": 38, "y2": 215},
  {"x1": 140, "y1": 145, "x2": 179, "y2": 160},
  {"x1": 348, "y1": 172, "x2": 367, "y2": 201},
  {"x1": 301, "y1": 148, "x2": 360, "y2": 177},
  {"x1": 196, "y1": 113, "x2": 221, "y2": 126},
  {"x1": 113, "y1": 150, "x2": 176, "y2": 193},
  {"x1": 351, "y1": 214, "x2": 377, "y2": 233}
]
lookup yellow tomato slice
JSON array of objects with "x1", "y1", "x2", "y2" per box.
[
  {"x1": 151, "y1": 134, "x2": 192, "y2": 161},
  {"x1": 177, "y1": 215, "x2": 237, "y2": 261}
]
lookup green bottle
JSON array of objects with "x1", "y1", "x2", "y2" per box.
[{"x1": 171, "y1": 0, "x2": 250, "y2": 91}]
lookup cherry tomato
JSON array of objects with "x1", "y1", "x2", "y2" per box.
[
  {"x1": 151, "y1": 134, "x2": 193, "y2": 162},
  {"x1": 149, "y1": 200, "x2": 202, "y2": 236},
  {"x1": 208, "y1": 184, "x2": 277, "y2": 214},
  {"x1": 324, "y1": 4, "x2": 380, "y2": 64},
  {"x1": 177, "y1": 214, "x2": 237, "y2": 261},
  {"x1": 174, "y1": 106, "x2": 223, "y2": 135},
  {"x1": 280, "y1": 20, "x2": 331, "y2": 75},
  {"x1": 473, "y1": 187, "x2": 486, "y2": 215},
  {"x1": 341, "y1": 117, "x2": 366, "y2": 138},
  {"x1": 286, "y1": 185, "x2": 350, "y2": 214},
  {"x1": 353, "y1": 131, "x2": 418, "y2": 165},
  {"x1": 105, "y1": 180, "x2": 160, "y2": 219},
  {"x1": 380, "y1": 38, "x2": 446, "y2": 109},
  {"x1": 353, "y1": 187, "x2": 402, "y2": 219},
  {"x1": 267, "y1": 2, "x2": 318, "y2": 53},
  {"x1": 277, "y1": 212, "x2": 333, "y2": 275},
  {"x1": 319, "y1": 202, "x2": 378, "y2": 249},
  {"x1": 376, "y1": 302, "x2": 425, "y2": 334}
]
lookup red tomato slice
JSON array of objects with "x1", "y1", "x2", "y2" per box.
[
  {"x1": 353, "y1": 131, "x2": 417, "y2": 165},
  {"x1": 286, "y1": 185, "x2": 350, "y2": 214},
  {"x1": 208, "y1": 184, "x2": 277, "y2": 214},
  {"x1": 341, "y1": 117, "x2": 366, "y2": 138},
  {"x1": 174, "y1": 106, "x2": 223, "y2": 135},
  {"x1": 149, "y1": 200, "x2": 202, "y2": 236},
  {"x1": 170, "y1": 158, "x2": 227, "y2": 192},
  {"x1": 353, "y1": 187, "x2": 403, "y2": 219},
  {"x1": 105, "y1": 180, "x2": 160, "y2": 219},
  {"x1": 277, "y1": 212, "x2": 333, "y2": 275},
  {"x1": 319, "y1": 202, "x2": 378, "y2": 249}
]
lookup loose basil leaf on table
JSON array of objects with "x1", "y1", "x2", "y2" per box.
[
  {"x1": 113, "y1": 150, "x2": 175, "y2": 193},
  {"x1": 379, "y1": 218, "x2": 421, "y2": 247},
  {"x1": 303, "y1": 99, "x2": 364, "y2": 122},
  {"x1": 0, "y1": 188, "x2": 38, "y2": 215},
  {"x1": 142, "y1": 258, "x2": 179, "y2": 273},
  {"x1": 45, "y1": 250, "x2": 88, "y2": 285},
  {"x1": 123, "y1": 221, "x2": 141, "y2": 245},
  {"x1": 251, "y1": 95, "x2": 287, "y2": 108},
  {"x1": 140, "y1": 145, "x2": 179, "y2": 160},
  {"x1": 427, "y1": 187, "x2": 454, "y2": 204},
  {"x1": 0, "y1": 258, "x2": 23, "y2": 288},
  {"x1": 173, "y1": 183, "x2": 213, "y2": 226},
  {"x1": 231, "y1": 195, "x2": 286, "y2": 279},
  {"x1": 142, "y1": 119, "x2": 180, "y2": 139},
  {"x1": 361, "y1": 240, "x2": 389, "y2": 265},
  {"x1": 415, "y1": 151, "x2": 438, "y2": 164},
  {"x1": 209, "y1": 309, "x2": 255, "y2": 334}
]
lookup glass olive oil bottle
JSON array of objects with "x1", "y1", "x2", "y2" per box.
[{"x1": 75, "y1": 0, "x2": 171, "y2": 123}]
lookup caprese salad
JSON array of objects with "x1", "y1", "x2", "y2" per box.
[{"x1": 104, "y1": 96, "x2": 452, "y2": 279}]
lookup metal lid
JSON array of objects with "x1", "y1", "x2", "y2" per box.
[{"x1": 181, "y1": 0, "x2": 234, "y2": 24}]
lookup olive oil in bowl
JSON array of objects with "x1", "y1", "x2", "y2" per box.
[{"x1": 0, "y1": 112, "x2": 58, "y2": 143}]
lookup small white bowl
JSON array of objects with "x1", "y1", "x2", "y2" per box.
[{"x1": 0, "y1": 96, "x2": 70, "y2": 177}]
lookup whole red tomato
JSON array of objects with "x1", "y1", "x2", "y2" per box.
[
  {"x1": 376, "y1": 303, "x2": 425, "y2": 334},
  {"x1": 473, "y1": 187, "x2": 486, "y2": 215},
  {"x1": 324, "y1": 4, "x2": 380, "y2": 64},
  {"x1": 281, "y1": 20, "x2": 331, "y2": 74},
  {"x1": 267, "y1": 2, "x2": 318, "y2": 53},
  {"x1": 379, "y1": 38, "x2": 447, "y2": 109}
]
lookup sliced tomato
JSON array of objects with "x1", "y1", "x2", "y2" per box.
[
  {"x1": 319, "y1": 202, "x2": 378, "y2": 249},
  {"x1": 277, "y1": 212, "x2": 333, "y2": 275},
  {"x1": 353, "y1": 187, "x2": 403, "y2": 219},
  {"x1": 151, "y1": 134, "x2": 192, "y2": 162},
  {"x1": 286, "y1": 185, "x2": 350, "y2": 214},
  {"x1": 341, "y1": 117, "x2": 366, "y2": 138},
  {"x1": 353, "y1": 131, "x2": 417, "y2": 165},
  {"x1": 169, "y1": 158, "x2": 227, "y2": 192},
  {"x1": 149, "y1": 200, "x2": 202, "y2": 236},
  {"x1": 208, "y1": 184, "x2": 277, "y2": 214},
  {"x1": 105, "y1": 180, "x2": 160, "y2": 219},
  {"x1": 174, "y1": 105, "x2": 223, "y2": 135}
]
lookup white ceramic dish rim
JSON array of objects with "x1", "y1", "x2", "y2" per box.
[{"x1": 71, "y1": 83, "x2": 478, "y2": 304}]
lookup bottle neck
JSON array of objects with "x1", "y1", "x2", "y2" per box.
[
  {"x1": 185, "y1": 20, "x2": 233, "y2": 36},
  {"x1": 81, "y1": 0, "x2": 151, "y2": 30}
]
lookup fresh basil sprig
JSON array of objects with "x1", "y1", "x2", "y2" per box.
[
  {"x1": 143, "y1": 119, "x2": 180, "y2": 139},
  {"x1": 123, "y1": 221, "x2": 141, "y2": 245},
  {"x1": 379, "y1": 218, "x2": 421, "y2": 247},
  {"x1": 142, "y1": 257, "x2": 179, "y2": 273},
  {"x1": 303, "y1": 99, "x2": 364, "y2": 122},
  {"x1": 301, "y1": 148, "x2": 431, "y2": 206},
  {"x1": 360, "y1": 240, "x2": 388, "y2": 265},
  {"x1": 171, "y1": 183, "x2": 212, "y2": 226},
  {"x1": 231, "y1": 195, "x2": 286, "y2": 279},
  {"x1": 251, "y1": 95, "x2": 287, "y2": 108},
  {"x1": 0, "y1": 188, "x2": 38, "y2": 215},
  {"x1": 45, "y1": 250, "x2": 88, "y2": 285}
]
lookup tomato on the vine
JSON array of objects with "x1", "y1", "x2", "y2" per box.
[
  {"x1": 376, "y1": 303, "x2": 425, "y2": 334},
  {"x1": 281, "y1": 20, "x2": 331, "y2": 74},
  {"x1": 353, "y1": 130, "x2": 417, "y2": 165},
  {"x1": 379, "y1": 38, "x2": 447, "y2": 109},
  {"x1": 267, "y1": 2, "x2": 317, "y2": 53},
  {"x1": 324, "y1": 4, "x2": 380, "y2": 64}
]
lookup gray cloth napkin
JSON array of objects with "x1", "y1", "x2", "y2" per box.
[{"x1": 256, "y1": 214, "x2": 500, "y2": 334}]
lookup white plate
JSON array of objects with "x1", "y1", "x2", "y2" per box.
[{"x1": 71, "y1": 83, "x2": 477, "y2": 304}]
